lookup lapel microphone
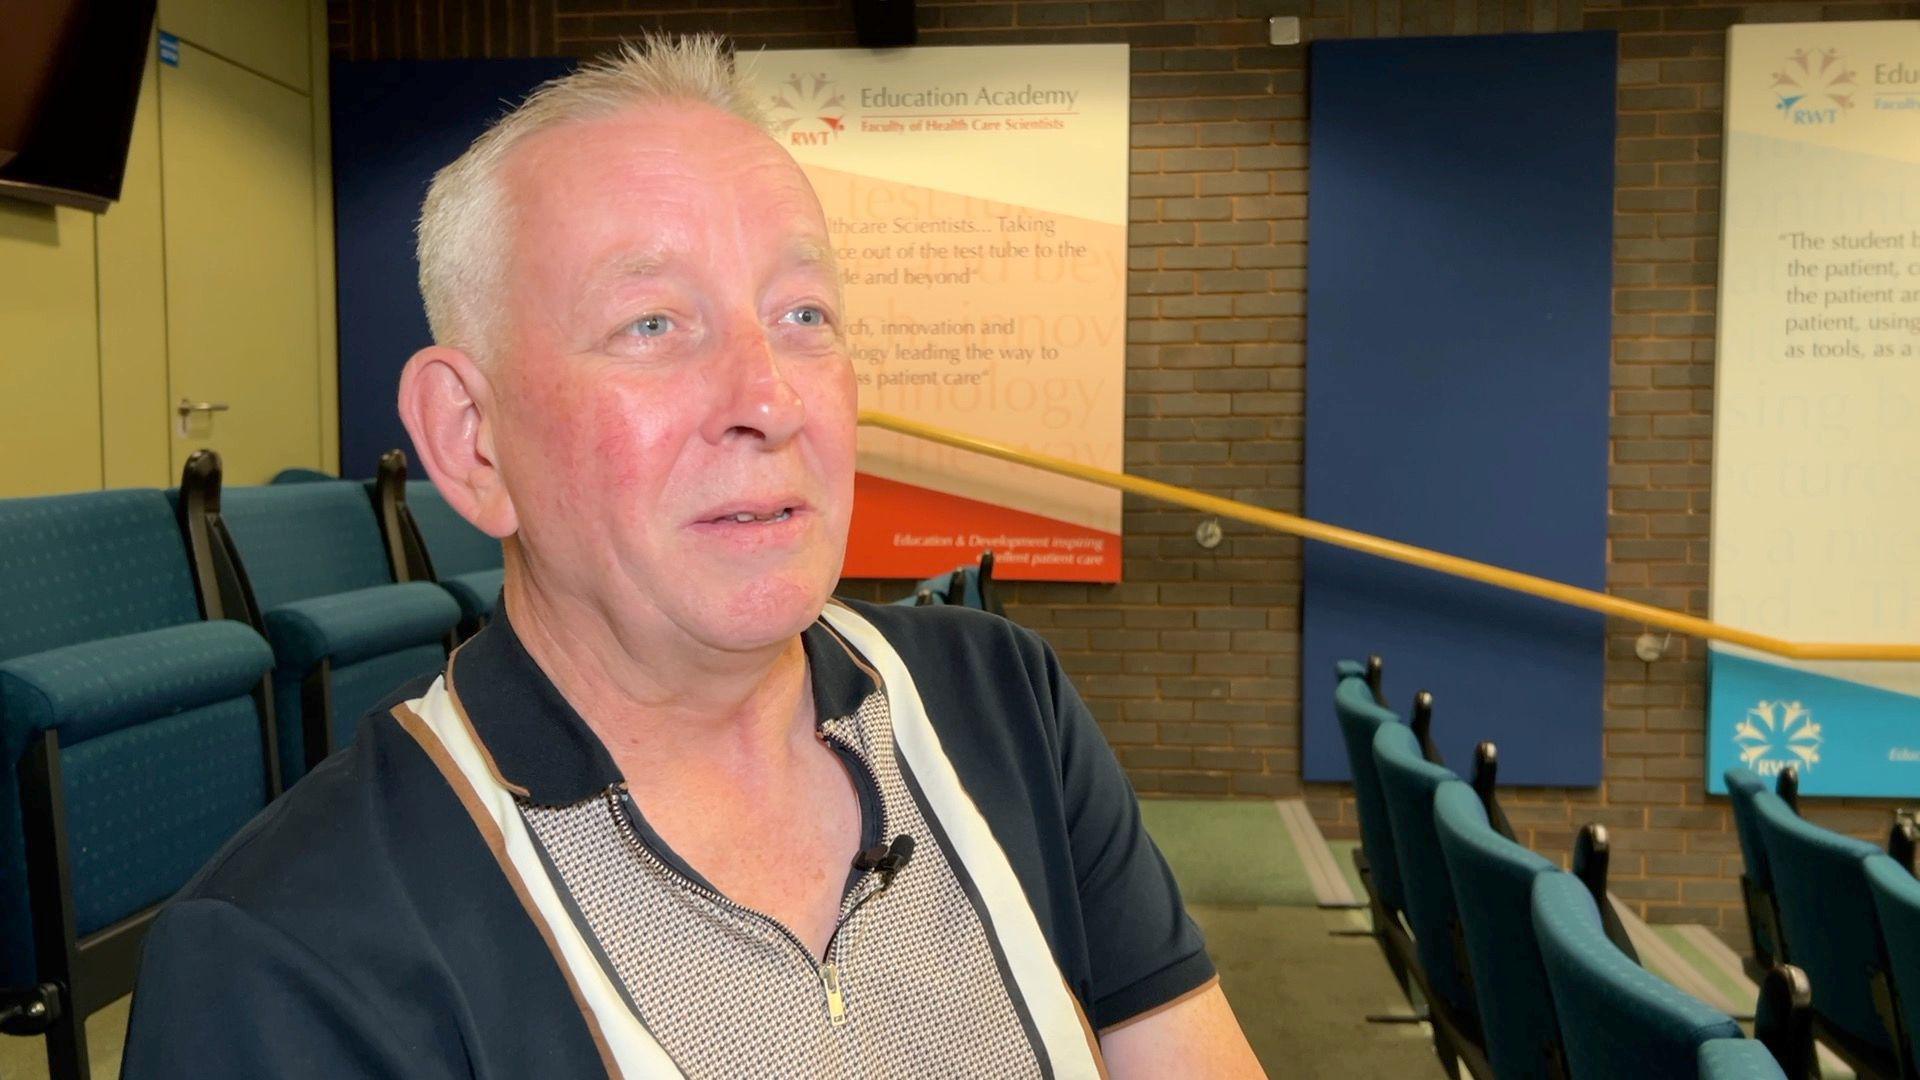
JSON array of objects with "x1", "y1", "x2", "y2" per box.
[{"x1": 852, "y1": 834, "x2": 916, "y2": 889}]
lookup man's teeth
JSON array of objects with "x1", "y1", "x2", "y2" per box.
[{"x1": 724, "y1": 509, "x2": 792, "y2": 524}]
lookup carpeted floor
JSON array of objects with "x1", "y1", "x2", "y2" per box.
[{"x1": 1137, "y1": 798, "x2": 1446, "y2": 1078}]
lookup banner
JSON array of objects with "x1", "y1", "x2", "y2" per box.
[
  {"x1": 747, "y1": 46, "x2": 1128, "y2": 582},
  {"x1": 1300, "y1": 33, "x2": 1614, "y2": 786},
  {"x1": 1709, "y1": 21, "x2": 1920, "y2": 796}
]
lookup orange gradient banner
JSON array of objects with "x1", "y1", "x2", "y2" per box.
[{"x1": 750, "y1": 46, "x2": 1128, "y2": 581}]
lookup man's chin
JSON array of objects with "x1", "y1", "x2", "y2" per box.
[{"x1": 695, "y1": 571, "x2": 835, "y2": 651}]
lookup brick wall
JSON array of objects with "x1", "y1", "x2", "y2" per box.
[{"x1": 328, "y1": 0, "x2": 1920, "y2": 945}]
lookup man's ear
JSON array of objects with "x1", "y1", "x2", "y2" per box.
[{"x1": 396, "y1": 346, "x2": 519, "y2": 539}]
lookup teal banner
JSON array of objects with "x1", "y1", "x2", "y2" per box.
[{"x1": 1709, "y1": 650, "x2": 1920, "y2": 797}]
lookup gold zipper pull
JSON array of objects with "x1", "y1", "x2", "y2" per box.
[{"x1": 821, "y1": 962, "x2": 848, "y2": 1026}]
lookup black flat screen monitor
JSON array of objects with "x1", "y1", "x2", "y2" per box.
[{"x1": 0, "y1": 2, "x2": 159, "y2": 213}]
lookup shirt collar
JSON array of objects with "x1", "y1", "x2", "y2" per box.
[{"x1": 446, "y1": 605, "x2": 878, "y2": 805}]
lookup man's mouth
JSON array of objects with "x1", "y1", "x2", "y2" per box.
[{"x1": 710, "y1": 508, "x2": 795, "y2": 524}]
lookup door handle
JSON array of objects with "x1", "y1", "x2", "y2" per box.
[{"x1": 177, "y1": 398, "x2": 230, "y2": 436}]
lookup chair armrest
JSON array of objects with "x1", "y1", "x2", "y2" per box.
[
  {"x1": 0, "y1": 621, "x2": 273, "y2": 746},
  {"x1": 439, "y1": 569, "x2": 504, "y2": 622},
  {"x1": 262, "y1": 583, "x2": 460, "y2": 673},
  {"x1": 1755, "y1": 963, "x2": 1813, "y2": 1079},
  {"x1": 1698, "y1": 1038, "x2": 1790, "y2": 1079}
]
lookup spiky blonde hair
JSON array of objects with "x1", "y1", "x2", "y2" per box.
[{"x1": 415, "y1": 34, "x2": 767, "y2": 361}]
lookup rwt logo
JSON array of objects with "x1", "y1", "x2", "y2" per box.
[
  {"x1": 1734, "y1": 699, "x2": 1824, "y2": 778},
  {"x1": 1771, "y1": 47, "x2": 1856, "y2": 125},
  {"x1": 767, "y1": 73, "x2": 845, "y2": 147}
]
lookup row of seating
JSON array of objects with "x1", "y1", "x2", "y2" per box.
[
  {"x1": 0, "y1": 450, "x2": 999, "y2": 1080},
  {"x1": 0, "y1": 449, "x2": 500, "y2": 1080},
  {"x1": 1334, "y1": 656, "x2": 1811, "y2": 1079},
  {"x1": 1727, "y1": 764, "x2": 1920, "y2": 1078}
]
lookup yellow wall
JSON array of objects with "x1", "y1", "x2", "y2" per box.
[
  {"x1": 0, "y1": 0, "x2": 334, "y2": 497},
  {"x1": 0, "y1": 204, "x2": 103, "y2": 495},
  {"x1": 97, "y1": 44, "x2": 171, "y2": 489}
]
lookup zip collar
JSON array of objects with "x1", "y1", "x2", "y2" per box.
[{"x1": 446, "y1": 604, "x2": 879, "y2": 805}]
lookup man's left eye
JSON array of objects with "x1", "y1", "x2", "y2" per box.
[{"x1": 782, "y1": 306, "x2": 830, "y2": 327}]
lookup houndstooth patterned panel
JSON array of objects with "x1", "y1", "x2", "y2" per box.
[{"x1": 521, "y1": 689, "x2": 1049, "y2": 1079}]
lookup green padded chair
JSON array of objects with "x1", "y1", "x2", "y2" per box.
[
  {"x1": 400, "y1": 480, "x2": 504, "y2": 631},
  {"x1": 1373, "y1": 720, "x2": 1487, "y2": 1076},
  {"x1": 1335, "y1": 662, "x2": 1405, "y2": 917},
  {"x1": 1533, "y1": 870, "x2": 1746, "y2": 1079},
  {"x1": 888, "y1": 551, "x2": 1003, "y2": 615},
  {"x1": 1697, "y1": 1039, "x2": 1789, "y2": 1079},
  {"x1": 1723, "y1": 766, "x2": 1786, "y2": 975},
  {"x1": 1434, "y1": 778, "x2": 1563, "y2": 1079},
  {"x1": 1753, "y1": 789, "x2": 1904, "y2": 1077},
  {"x1": 1865, "y1": 852, "x2": 1920, "y2": 1077},
  {"x1": 0, "y1": 488, "x2": 277, "y2": 1080},
  {"x1": 181, "y1": 452, "x2": 459, "y2": 787},
  {"x1": 363, "y1": 452, "x2": 503, "y2": 640}
]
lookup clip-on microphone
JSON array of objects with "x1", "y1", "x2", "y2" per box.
[{"x1": 853, "y1": 834, "x2": 916, "y2": 889}]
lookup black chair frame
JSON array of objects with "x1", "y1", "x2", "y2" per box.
[
  {"x1": 1347, "y1": 661, "x2": 1493, "y2": 1077},
  {"x1": 1733, "y1": 769, "x2": 1798, "y2": 983},
  {"x1": 181, "y1": 448, "x2": 334, "y2": 779},
  {"x1": 1758, "y1": 767, "x2": 1909, "y2": 1079},
  {"x1": 372, "y1": 451, "x2": 473, "y2": 646},
  {"x1": 1340, "y1": 658, "x2": 1425, "y2": 1027},
  {"x1": 1569, "y1": 822, "x2": 1641, "y2": 964}
]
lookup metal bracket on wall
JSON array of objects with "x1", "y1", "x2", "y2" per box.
[{"x1": 1195, "y1": 518, "x2": 1224, "y2": 550}]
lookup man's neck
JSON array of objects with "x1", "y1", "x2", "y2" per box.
[{"x1": 501, "y1": 567, "x2": 816, "y2": 781}]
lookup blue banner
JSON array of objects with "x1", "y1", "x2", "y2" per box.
[
  {"x1": 1709, "y1": 650, "x2": 1920, "y2": 797},
  {"x1": 1301, "y1": 32, "x2": 1617, "y2": 786}
]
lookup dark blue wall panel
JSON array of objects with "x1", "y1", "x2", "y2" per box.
[
  {"x1": 331, "y1": 58, "x2": 572, "y2": 477},
  {"x1": 1302, "y1": 32, "x2": 1616, "y2": 786}
]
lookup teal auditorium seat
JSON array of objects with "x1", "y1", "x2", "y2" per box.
[
  {"x1": 1864, "y1": 852, "x2": 1920, "y2": 1074},
  {"x1": 1333, "y1": 664, "x2": 1404, "y2": 914},
  {"x1": 1751, "y1": 788, "x2": 1905, "y2": 1075},
  {"x1": 1723, "y1": 767, "x2": 1785, "y2": 974},
  {"x1": 1433, "y1": 779, "x2": 1563, "y2": 1079},
  {"x1": 1331, "y1": 658, "x2": 1433, "y2": 1016},
  {"x1": 187, "y1": 456, "x2": 458, "y2": 786},
  {"x1": 1372, "y1": 720, "x2": 1487, "y2": 1074},
  {"x1": 0, "y1": 488, "x2": 276, "y2": 1080},
  {"x1": 403, "y1": 481, "x2": 504, "y2": 628},
  {"x1": 1532, "y1": 871, "x2": 1746, "y2": 1079},
  {"x1": 1697, "y1": 1039, "x2": 1789, "y2": 1079},
  {"x1": 365, "y1": 452, "x2": 503, "y2": 638},
  {"x1": 889, "y1": 551, "x2": 1003, "y2": 615}
]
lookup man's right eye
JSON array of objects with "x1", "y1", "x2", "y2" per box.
[{"x1": 622, "y1": 314, "x2": 674, "y2": 338}]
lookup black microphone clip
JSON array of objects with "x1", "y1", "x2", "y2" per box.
[{"x1": 853, "y1": 834, "x2": 915, "y2": 889}]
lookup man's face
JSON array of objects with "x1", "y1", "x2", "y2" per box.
[{"x1": 488, "y1": 102, "x2": 856, "y2": 654}]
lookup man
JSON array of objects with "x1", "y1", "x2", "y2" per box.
[{"x1": 123, "y1": 35, "x2": 1264, "y2": 1078}]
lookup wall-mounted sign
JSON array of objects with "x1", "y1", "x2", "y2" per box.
[
  {"x1": 749, "y1": 45, "x2": 1129, "y2": 582},
  {"x1": 1709, "y1": 21, "x2": 1920, "y2": 796}
]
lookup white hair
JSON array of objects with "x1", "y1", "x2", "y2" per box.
[{"x1": 415, "y1": 34, "x2": 768, "y2": 362}]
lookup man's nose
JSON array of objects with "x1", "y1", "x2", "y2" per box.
[{"x1": 699, "y1": 319, "x2": 806, "y2": 448}]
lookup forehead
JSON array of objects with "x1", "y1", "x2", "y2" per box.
[{"x1": 501, "y1": 101, "x2": 826, "y2": 267}]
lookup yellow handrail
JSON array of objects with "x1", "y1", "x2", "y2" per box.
[{"x1": 858, "y1": 410, "x2": 1920, "y2": 663}]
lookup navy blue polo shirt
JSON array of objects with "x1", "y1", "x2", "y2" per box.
[{"x1": 121, "y1": 599, "x2": 1213, "y2": 1077}]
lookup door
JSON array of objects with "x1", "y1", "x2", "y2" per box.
[{"x1": 159, "y1": 39, "x2": 320, "y2": 483}]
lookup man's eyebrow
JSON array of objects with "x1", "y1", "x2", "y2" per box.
[
  {"x1": 785, "y1": 239, "x2": 837, "y2": 272},
  {"x1": 602, "y1": 250, "x2": 675, "y2": 279}
]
